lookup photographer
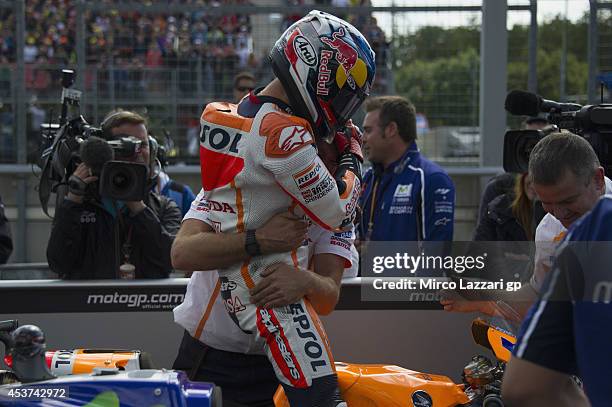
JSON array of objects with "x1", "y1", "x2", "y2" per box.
[{"x1": 46, "y1": 110, "x2": 182, "y2": 279}]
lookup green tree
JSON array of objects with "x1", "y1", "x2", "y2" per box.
[{"x1": 395, "y1": 48, "x2": 480, "y2": 126}]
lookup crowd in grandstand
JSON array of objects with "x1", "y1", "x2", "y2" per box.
[{"x1": 1, "y1": 1, "x2": 387, "y2": 72}]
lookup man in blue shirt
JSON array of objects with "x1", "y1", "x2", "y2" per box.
[
  {"x1": 358, "y1": 96, "x2": 455, "y2": 242},
  {"x1": 503, "y1": 196, "x2": 612, "y2": 406}
]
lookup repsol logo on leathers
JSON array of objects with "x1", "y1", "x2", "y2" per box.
[
  {"x1": 290, "y1": 303, "x2": 327, "y2": 372},
  {"x1": 200, "y1": 125, "x2": 242, "y2": 153}
]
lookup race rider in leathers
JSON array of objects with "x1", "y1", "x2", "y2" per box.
[{"x1": 196, "y1": 10, "x2": 375, "y2": 406}]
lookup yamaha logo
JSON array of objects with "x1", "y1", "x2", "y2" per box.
[{"x1": 294, "y1": 35, "x2": 317, "y2": 67}]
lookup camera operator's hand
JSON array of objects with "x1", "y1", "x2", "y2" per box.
[
  {"x1": 126, "y1": 201, "x2": 147, "y2": 216},
  {"x1": 66, "y1": 163, "x2": 98, "y2": 204}
]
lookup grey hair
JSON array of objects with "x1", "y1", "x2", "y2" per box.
[{"x1": 528, "y1": 131, "x2": 600, "y2": 186}]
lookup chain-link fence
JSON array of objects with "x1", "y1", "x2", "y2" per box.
[{"x1": 0, "y1": 1, "x2": 17, "y2": 163}]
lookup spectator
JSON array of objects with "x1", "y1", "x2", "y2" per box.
[
  {"x1": 149, "y1": 135, "x2": 196, "y2": 217},
  {"x1": 359, "y1": 95, "x2": 455, "y2": 243},
  {"x1": 0, "y1": 195, "x2": 13, "y2": 264},
  {"x1": 46, "y1": 110, "x2": 182, "y2": 279},
  {"x1": 473, "y1": 172, "x2": 536, "y2": 242},
  {"x1": 473, "y1": 117, "x2": 549, "y2": 228},
  {"x1": 232, "y1": 71, "x2": 255, "y2": 103}
]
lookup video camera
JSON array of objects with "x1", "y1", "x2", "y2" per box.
[
  {"x1": 38, "y1": 70, "x2": 149, "y2": 217},
  {"x1": 503, "y1": 90, "x2": 612, "y2": 174}
]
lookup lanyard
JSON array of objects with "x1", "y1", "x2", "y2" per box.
[
  {"x1": 365, "y1": 178, "x2": 379, "y2": 241},
  {"x1": 363, "y1": 172, "x2": 394, "y2": 241}
]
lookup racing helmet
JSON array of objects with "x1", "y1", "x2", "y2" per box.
[{"x1": 270, "y1": 10, "x2": 376, "y2": 142}]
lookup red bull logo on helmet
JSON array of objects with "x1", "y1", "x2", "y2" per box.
[{"x1": 321, "y1": 27, "x2": 368, "y2": 91}]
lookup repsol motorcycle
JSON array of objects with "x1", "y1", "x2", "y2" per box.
[{"x1": 273, "y1": 317, "x2": 516, "y2": 407}]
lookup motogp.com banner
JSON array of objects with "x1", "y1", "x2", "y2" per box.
[{"x1": 360, "y1": 241, "x2": 539, "y2": 302}]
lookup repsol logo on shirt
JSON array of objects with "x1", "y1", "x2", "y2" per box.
[
  {"x1": 289, "y1": 303, "x2": 327, "y2": 372},
  {"x1": 200, "y1": 124, "x2": 242, "y2": 154}
]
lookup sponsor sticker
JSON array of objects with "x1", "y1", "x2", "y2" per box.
[
  {"x1": 389, "y1": 205, "x2": 413, "y2": 215},
  {"x1": 293, "y1": 162, "x2": 322, "y2": 190},
  {"x1": 394, "y1": 184, "x2": 413, "y2": 198},
  {"x1": 434, "y1": 217, "x2": 452, "y2": 226},
  {"x1": 330, "y1": 236, "x2": 351, "y2": 250},
  {"x1": 317, "y1": 50, "x2": 333, "y2": 96},
  {"x1": 411, "y1": 390, "x2": 433, "y2": 407},
  {"x1": 301, "y1": 174, "x2": 335, "y2": 203},
  {"x1": 294, "y1": 35, "x2": 317, "y2": 67},
  {"x1": 434, "y1": 201, "x2": 453, "y2": 214},
  {"x1": 278, "y1": 126, "x2": 312, "y2": 152}
]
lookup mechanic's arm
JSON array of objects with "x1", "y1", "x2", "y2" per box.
[
  {"x1": 502, "y1": 358, "x2": 589, "y2": 407},
  {"x1": 130, "y1": 197, "x2": 182, "y2": 278},
  {"x1": 171, "y1": 211, "x2": 308, "y2": 271},
  {"x1": 249, "y1": 253, "x2": 344, "y2": 315},
  {"x1": 441, "y1": 284, "x2": 537, "y2": 320}
]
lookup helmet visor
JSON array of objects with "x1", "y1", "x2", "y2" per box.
[{"x1": 330, "y1": 84, "x2": 369, "y2": 132}]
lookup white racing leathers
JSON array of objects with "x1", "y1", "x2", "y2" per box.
[{"x1": 198, "y1": 101, "x2": 360, "y2": 405}]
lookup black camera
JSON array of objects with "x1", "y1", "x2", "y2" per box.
[
  {"x1": 503, "y1": 90, "x2": 612, "y2": 173},
  {"x1": 38, "y1": 70, "x2": 149, "y2": 217}
]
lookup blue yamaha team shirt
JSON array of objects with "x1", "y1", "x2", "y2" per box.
[
  {"x1": 514, "y1": 195, "x2": 612, "y2": 406},
  {"x1": 358, "y1": 142, "x2": 455, "y2": 241}
]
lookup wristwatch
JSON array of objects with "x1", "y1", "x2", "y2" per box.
[{"x1": 245, "y1": 229, "x2": 262, "y2": 257}]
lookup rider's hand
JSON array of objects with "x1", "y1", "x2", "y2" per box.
[
  {"x1": 250, "y1": 263, "x2": 310, "y2": 308},
  {"x1": 66, "y1": 163, "x2": 98, "y2": 204},
  {"x1": 256, "y1": 211, "x2": 308, "y2": 254},
  {"x1": 333, "y1": 119, "x2": 363, "y2": 162}
]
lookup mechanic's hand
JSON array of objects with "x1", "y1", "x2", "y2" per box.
[
  {"x1": 250, "y1": 263, "x2": 310, "y2": 308},
  {"x1": 126, "y1": 200, "x2": 147, "y2": 216},
  {"x1": 439, "y1": 290, "x2": 497, "y2": 316},
  {"x1": 67, "y1": 163, "x2": 98, "y2": 203},
  {"x1": 256, "y1": 211, "x2": 308, "y2": 254},
  {"x1": 334, "y1": 119, "x2": 363, "y2": 162}
]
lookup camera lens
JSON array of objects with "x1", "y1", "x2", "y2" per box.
[
  {"x1": 111, "y1": 172, "x2": 129, "y2": 189},
  {"x1": 99, "y1": 161, "x2": 148, "y2": 201}
]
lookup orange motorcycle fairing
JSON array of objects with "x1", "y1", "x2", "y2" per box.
[{"x1": 273, "y1": 362, "x2": 471, "y2": 407}]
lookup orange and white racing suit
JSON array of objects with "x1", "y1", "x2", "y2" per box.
[{"x1": 198, "y1": 94, "x2": 360, "y2": 405}]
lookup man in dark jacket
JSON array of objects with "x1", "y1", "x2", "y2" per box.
[{"x1": 47, "y1": 111, "x2": 182, "y2": 279}]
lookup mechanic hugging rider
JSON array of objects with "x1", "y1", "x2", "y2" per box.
[{"x1": 171, "y1": 10, "x2": 375, "y2": 407}]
